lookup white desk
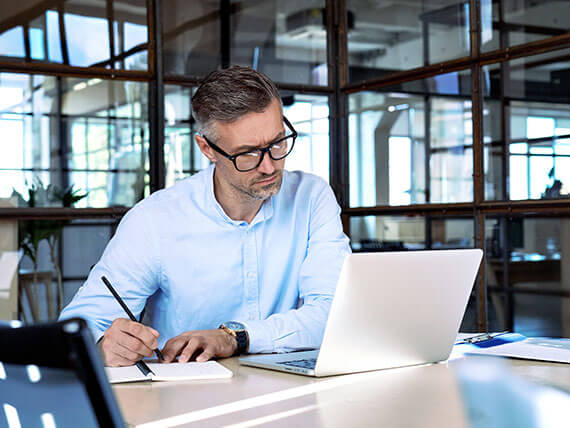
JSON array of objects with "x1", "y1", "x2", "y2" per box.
[{"x1": 112, "y1": 351, "x2": 570, "y2": 428}]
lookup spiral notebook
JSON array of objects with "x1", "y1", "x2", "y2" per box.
[{"x1": 105, "y1": 360, "x2": 233, "y2": 384}]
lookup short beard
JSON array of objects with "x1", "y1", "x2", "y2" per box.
[{"x1": 232, "y1": 171, "x2": 283, "y2": 200}]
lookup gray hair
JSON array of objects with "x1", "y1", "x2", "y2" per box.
[{"x1": 191, "y1": 66, "x2": 282, "y2": 139}]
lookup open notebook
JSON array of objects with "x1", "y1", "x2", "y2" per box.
[{"x1": 105, "y1": 361, "x2": 233, "y2": 384}]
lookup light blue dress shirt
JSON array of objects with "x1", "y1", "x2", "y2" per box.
[{"x1": 60, "y1": 164, "x2": 350, "y2": 353}]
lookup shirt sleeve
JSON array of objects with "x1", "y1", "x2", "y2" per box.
[
  {"x1": 243, "y1": 182, "x2": 351, "y2": 353},
  {"x1": 58, "y1": 204, "x2": 160, "y2": 342}
]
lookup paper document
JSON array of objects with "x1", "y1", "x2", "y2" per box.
[
  {"x1": 457, "y1": 333, "x2": 570, "y2": 364},
  {"x1": 105, "y1": 360, "x2": 233, "y2": 384}
]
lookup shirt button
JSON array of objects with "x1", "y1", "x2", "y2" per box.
[{"x1": 247, "y1": 272, "x2": 256, "y2": 278}]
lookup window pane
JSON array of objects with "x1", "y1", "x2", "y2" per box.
[
  {"x1": 283, "y1": 94, "x2": 330, "y2": 183},
  {"x1": 483, "y1": 49, "x2": 570, "y2": 201},
  {"x1": 347, "y1": 0, "x2": 470, "y2": 83},
  {"x1": 0, "y1": 73, "x2": 149, "y2": 207},
  {"x1": 485, "y1": 216, "x2": 569, "y2": 337},
  {"x1": 481, "y1": 0, "x2": 570, "y2": 53},
  {"x1": 349, "y1": 215, "x2": 474, "y2": 251},
  {"x1": 350, "y1": 215, "x2": 426, "y2": 251},
  {"x1": 348, "y1": 70, "x2": 472, "y2": 207},
  {"x1": 164, "y1": 85, "x2": 210, "y2": 187},
  {"x1": 509, "y1": 156, "x2": 528, "y2": 201},
  {"x1": 0, "y1": 26, "x2": 25, "y2": 57},
  {"x1": 163, "y1": 0, "x2": 328, "y2": 85},
  {"x1": 0, "y1": 0, "x2": 148, "y2": 70}
]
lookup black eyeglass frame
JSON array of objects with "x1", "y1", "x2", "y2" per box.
[{"x1": 202, "y1": 116, "x2": 298, "y2": 172}]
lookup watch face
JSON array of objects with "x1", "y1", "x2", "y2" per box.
[{"x1": 224, "y1": 321, "x2": 246, "y2": 331}]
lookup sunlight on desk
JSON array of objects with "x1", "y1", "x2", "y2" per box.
[{"x1": 113, "y1": 356, "x2": 570, "y2": 428}]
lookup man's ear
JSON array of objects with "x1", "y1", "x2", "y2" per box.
[{"x1": 195, "y1": 134, "x2": 217, "y2": 163}]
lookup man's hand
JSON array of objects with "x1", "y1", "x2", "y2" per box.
[
  {"x1": 161, "y1": 329, "x2": 237, "y2": 363},
  {"x1": 99, "y1": 318, "x2": 160, "y2": 367}
]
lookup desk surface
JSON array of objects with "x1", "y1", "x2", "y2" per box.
[{"x1": 112, "y1": 350, "x2": 570, "y2": 428}]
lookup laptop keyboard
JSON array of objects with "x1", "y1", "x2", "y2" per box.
[{"x1": 280, "y1": 358, "x2": 317, "y2": 370}]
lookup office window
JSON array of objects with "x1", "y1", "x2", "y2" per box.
[
  {"x1": 483, "y1": 49, "x2": 570, "y2": 201},
  {"x1": 346, "y1": 0, "x2": 470, "y2": 83},
  {"x1": 480, "y1": 0, "x2": 570, "y2": 53},
  {"x1": 162, "y1": 0, "x2": 328, "y2": 85},
  {"x1": 0, "y1": 0, "x2": 148, "y2": 70},
  {"x1": 348, "y1": 70, "x2": 472, "y2": 208},
  {"x1": 0, "y1": 73, "x2": 149, "y2": 207}
]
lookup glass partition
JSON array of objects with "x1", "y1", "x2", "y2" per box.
[
  {"x1": 0, "y1": 0, "x2": 148, "y2": 70},
  {"x1": 349, "y1": 215, "x2": 474, "y2": 251},
  {"x1": 348, "y1": 70, "x2": 472, "y2": 207},
  {"x1": 346, "y1": 0, "x2": 470, "y2": 82},
  {"x1": 163, "y1": 0, "x2": 328, "y2": 85},
  {"x1": 282, "y1": 94, "x2": 330, "y2": 182},
  {"x1": 483, "y1": 49, "x2": 570, "y2": 201},
  {"x1": 481, "y1": 0, "x2": 570, "y2": 53},
  {"x1": 0, "y1": 73, "x2": 149, "y2": 207}
]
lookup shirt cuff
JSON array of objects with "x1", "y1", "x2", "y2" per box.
[{"x1": 241, "y1": 319, "x2": 275, "y2": 354}]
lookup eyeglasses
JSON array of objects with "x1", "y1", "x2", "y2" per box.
[{"x1": 202, "y1": 116, "x2": 298, "y2": 172}]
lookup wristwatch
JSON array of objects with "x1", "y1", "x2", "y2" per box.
[{"x1": 219, "y1": 321, "x2": 249, "y2": 355}]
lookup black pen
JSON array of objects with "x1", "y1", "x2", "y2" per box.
[{"x1": 101, "y1": 275, "x2": 165, "y2": 363}]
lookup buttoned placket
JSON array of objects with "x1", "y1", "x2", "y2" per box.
[{"x1": 242, "y1": 225, "x2": 259, "y2": 321}]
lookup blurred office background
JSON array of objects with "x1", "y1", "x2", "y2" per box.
[{"x1": 0, "y1": 0, "x2": 568, "y2": 337}]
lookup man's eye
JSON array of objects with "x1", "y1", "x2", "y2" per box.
[{"x1": 243, "y1": 151, "x2": 260, "y2": 158}]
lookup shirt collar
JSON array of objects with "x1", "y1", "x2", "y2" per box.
[{"x1": 205, "y1": 164, "x2": 276, "y2": 227}]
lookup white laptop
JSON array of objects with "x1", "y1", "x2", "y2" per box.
[{"x1": 239, "y1": 249, "x2": 483, "y2": 377}]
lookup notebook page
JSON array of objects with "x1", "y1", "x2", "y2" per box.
[
  {"x1": 105, "y1": 365, "x2": 149, "y2": 384},
  {"x1": 147, "y1": 361, "x2": 233, "y2": 381}
]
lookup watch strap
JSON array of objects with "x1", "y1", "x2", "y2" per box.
[
  {"x1": 234, "y1": 330, "x2": 248, "y2": 355},
  {"x1": 219, "y1": 324, "x2": 249, "y2": 355}
]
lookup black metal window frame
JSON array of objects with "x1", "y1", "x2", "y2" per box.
[{"x1": 1, "y1": 0, "x2": 569, "y2": 331}]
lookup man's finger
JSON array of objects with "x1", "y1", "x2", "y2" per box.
[
  {"x1": 105, "y1": 348, "x2": 138, "y2": 367},
  {"x1": 119, "y1": 333, "x2": 153, "y2": 357},
  {"x1": 195, "y1": 347, "x2": 215, "y2": 362},
  {"x1": 179, "y1": 337, "x2": 202, "y2": 363},
  {"x1": 120, "y1": 334, "x2": 153, "y2": 358},
  {"x1": 120, "y1": 320, "x2": 159, "y2": 350},
  {"x1": 161, "y1": 337, "x2": 187, "y2": 363}
]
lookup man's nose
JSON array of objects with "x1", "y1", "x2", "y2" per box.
[{"x1": 257, "y1": 151, "x2": 276, "y2": 175}]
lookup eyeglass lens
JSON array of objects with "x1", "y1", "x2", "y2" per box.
[{"x1": 235, "y1": 136, "x2": 294, "y2": 171}]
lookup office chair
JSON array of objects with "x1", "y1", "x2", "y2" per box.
[{"x1": 0, "y1": 318, "x2": 124, "y2": 428}]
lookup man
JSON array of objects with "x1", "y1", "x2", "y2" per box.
[{"x1": 60, "y1": 66, "x2": 350, "y2": 367}]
